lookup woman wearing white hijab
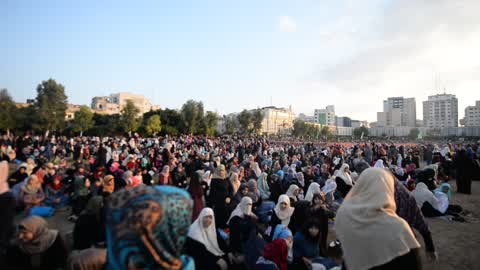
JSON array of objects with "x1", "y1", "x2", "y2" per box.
[
  {"x1": 304, "y1": 183, "x2": 321, "y2": 202},
  {"x1": 228, "y1": 197, "x2": 257, "y2": 254},
  {"x1": 321, "y1": 179, "x2": 337, "y2": 208},
  {"x1": 270, "y1": 195, "x2": 295, "y2": 229},
  {"x1": 411, "y1": 182, "x2": 443, "y2": 217},
  {"x1": 285, "y1": 184, "x2": 300, "y2": 206},
  {"x1": 230, "y1": 172, "x2": 241, "y2": 195},
  {"x1": 186, "y1": 208, "x2": 228, "y2": 270},
  {"x1": 335, "y1": 168, "x2": 421, "y2": 270},
  {"x1": 374, "y1": 159, "x2": 385, "y2": 169},
  {"x1": 334, "y1": 163, "x2": 353, "y2": 198}
]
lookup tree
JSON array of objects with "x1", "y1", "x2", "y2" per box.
[
  {"x1": 321, "y1": 125, "x2": 331, "y2": 136},
  {"x1": 121, "y1": 100, "x2": 141, "y2": 133},
  {"x1": 204, "y1": 111, "x2": 218, "y2": 136},
  {"x1": 353, "y1": 126, "x2": 369, "y2": 138},
  {"x1": 34, "y1": 79, "x2": 68, "y2": 131},
  {"x1": 158, "y1": 108, "x2": 182, "y2": 135},
  {"x1": 224, "y1": 115, "x2": 238, "y2": 135},
  {"x1": 145, "y1": 115, "x2": 162, "y2": 136},
  {"x1": 180, "y1": 100, "x2": 205, "y2": 134},
  {"x1": 73, "y1": 106, "x2": 94, "y2": 133},
  {"x1": 237, "y1": 109, "x2": 253, "y2": 134},
  {"x1": 252, "y1": 109, "x2": 264, "y2": 134},
  {"x1": 409, "y1": 128, "x2": 420, "y2": 140},
  {"x1": 293, "y1": 120, "x2": 307, "y2": 137},
  {"x1": 0, "y1": 89, "x2": 17, "y2": 133}
]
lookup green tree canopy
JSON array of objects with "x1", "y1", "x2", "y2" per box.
[
  {"x1": 180, "y1": 100, "x2": 204, "y2": 134},
  {"x1": 204, "y1": 111, "x2": 218, "y2": 136},
  {"x1": 237, "y1": 109, "x2": 253, "y2": 135},
  {"x1": 121, "y1": 100, "x2": 141, "y2": 133},
  {"x1": 73, "y1": 106, "x2": 94, "y2": 133},
  {"x1": 409, "y1": 128, "x2": 420, "y2": 140},
  {"x1": 145, "y1": 114, "x2": 162, "y2": 136},
  {"x1": 252, "y1": 109, "x2": 264, "y2": 134},
  {"x1": 353, "y1": 126, "x2": 369, "y2": 138},
  {"x1": 224, "y1": 115, "x2": 238, "y2": 135},
  {"x1": 0, "y1": 89, "x2": 17, "y2": 133},
  {"x1": 34, "y1": 79, "x2": 68, "y2": 131}
]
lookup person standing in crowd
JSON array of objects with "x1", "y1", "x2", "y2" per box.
[
  {"x1": 455, "y1": 149, "x2": 474, "y2": 194},
  {"x1": 209, "y1": 164, "x2": 233, "y2": 229}
]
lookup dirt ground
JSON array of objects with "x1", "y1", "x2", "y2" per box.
[{"x1": 13, "y1": 181, "x2": 480, "y2": 270}]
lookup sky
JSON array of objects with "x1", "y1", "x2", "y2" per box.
[{"x1": 1, "y1": 0, "x2": 479, "y2": 122}]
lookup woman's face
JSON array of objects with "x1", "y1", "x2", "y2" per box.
[
  {"x1": 280, "y1": 201, "x2": 288, "y2": 211},
  {"x1": 18, "y1": 230, "x2": 33, "y2": 243},
  {"x1": 241, "y1": 187, "x2": 249, "y2": 196},
  {"x1": 313, "y1": 197, "x2": 322, "y2": 206},
  {"x1": 293, "y1": 188, "x2": 300, "y2": 196},
  {"x1": 441, "y1": 186, "x2": 450, "y2": 194},
  {"x1": 308, "y1": 226, "x2": 320, "y2": 237},
  {"x1": 202, "y1": 215, "x2": 213, "y2": 228}
]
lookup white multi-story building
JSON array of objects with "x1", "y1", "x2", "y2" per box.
[
  {"x1": 464, "y1": 101, "x2": 480, "y2": 127},
  {"x1": 91, "y1": 92, "x2": 158, "y2": 115},
  {"x1": 377, "y1": 97, "x2": 416, "y2": 127},
  {"x1": 423, "y1": 94, "x2": 458, "y2": 128},
  {"x1": 314, "y1": 105, "x2": 335, "y2": 126},
  {"x1": 260, "y1": 106, "x2": 295, "y2": 135}
]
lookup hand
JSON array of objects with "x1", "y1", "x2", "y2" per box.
[
  {"x1": 426, "y1": 251, "x2": 438, "y2": 262},
  {"x1": 216, "y1": 258, "x2": 228, "y2": 270},
  {"x1": 225, "y1": 197, "x2": 231, "y2": 204}
]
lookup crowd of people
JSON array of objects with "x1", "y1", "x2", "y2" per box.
[{"x1": 0, "y1": 133, "x2": 479, "y2": 270}]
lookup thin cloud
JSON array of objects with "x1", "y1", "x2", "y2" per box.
[{"x1": 279, "y1": 16, "x2": 297, "y2": 33}]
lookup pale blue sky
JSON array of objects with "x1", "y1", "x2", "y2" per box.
[{"x1": 2, "y1": 0, "x2": 479, "y2": 121}]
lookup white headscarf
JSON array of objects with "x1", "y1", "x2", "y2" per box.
[
  {"x1": 274, "y1": 195, "x2": 295, "y2": 226},
  {"x1": 434, "y1": 191, "x2": 449, "y2": 214},
  {"x1": 252, "y1": 162, "x2": 262, "y2": 178},
  {"x1": 412, "y1": 182, "x2": 439, "y2": 210},
  {"x1": 374, "y1": 159, "x2": 385, "y2": 169},
  {"x1": 335, "y1": 168, "x2": 420, "y2": 270},
  {"x1": 228, "y1": 196, "x2": 255, "y2": 224},
  {"x1": 230, "y1": 172, "x2": 241, "y2": 195},
  {"x1": 285, "y1": 184, "x2": 300, "y2": 202},
  {"x1": 336, "y1": 163, "x2": 353, "y2": 186},
  {"x1": 187, "y1": 208, "x2": 224, "y2": 256},
  {"x1": 304, "y1": 182, "x2": 321, "y2": 202},
  {"x1": 322, "y1": 179, "x2": 337, "y2": 195}
]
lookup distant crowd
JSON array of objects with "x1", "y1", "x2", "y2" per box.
[{"x1": 0, "y1": 133, "x2": 479, "y2": 270}]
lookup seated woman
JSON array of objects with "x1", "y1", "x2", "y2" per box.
[
  {"x1": 105, "y1": 185, "x2": 195, "y2": 270},
  {"x1": 232, "y1": 183, "x2": 249, "y2": 206},
  {"x1": 293, "y1": 220, "x2": 323, "y2": 270},
  {"x1": 416, "y1": 168, "x2": 437, "y2": 191},
  {"x1": 70, "y1": 176, "x2": 91, "y2": 220},
  {"x1": 248, "y1": 179, "x2": 275, "y2": 224},
  {"x1": 8, "y1": 163, "x2": 28, "y2": 187},
  {"x1": 433, "y1": 183, "x2": 464, "y2": 218},
  {"x1": 321, "y1": 179, "x2": 338, "y2": 211},
  {"x1": 308, "y1": 193, "x2": 335, "y2": 256},
  {"x1": 6, "y1": 216, "x2": 67, "y2": 270},
  {"x1": 285, "y1": 184, "x2": 301, "y2": 207},
  {"x1": 335, "y1": 168, "x2": 421, "y2": 270},
  {"x1": 73, "y1": 196, "x2": 106, "y2": 250},
  {"x1": 334, "y1": 163, "x2": 353, "y2": 198},
  {"x1": 186, "y1": 208, "x2": 229, "y2": 270},
  {"x1": 412, "y1": 182, "x2": 443, "y2": 217},
  {"x1": 269, "y1": 195, "x2": 295, "y2": 237},
  {"x1": 44, "y1": 175, "x2": 69, "y2": 209},
  {"x1": 228, "y1": 196, "x2": 258, "y2": 255},
  {"x1": 256, "y1": 225, "x2": 293, "y2": 270},
  {"x1": 20, "y1": 175, "x2": 45, "y2": 211}
]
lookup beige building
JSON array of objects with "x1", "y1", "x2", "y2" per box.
[
  {"x1": 260, "y1": 106, "x2": 295, "y2": 135},
  {"x1": 91, "y1": 92, "x2": 158, "y2": 115},
  {"x1": 464, "y1": 101, "x2": 480, "y2": 127},
  {"x1": 423, "y1": 94, "x2": 458, "y2": 128}
]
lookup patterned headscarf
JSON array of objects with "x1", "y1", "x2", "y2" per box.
[{"x1": 106, "y1": 185, "x2": 194, "y2": 270}]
